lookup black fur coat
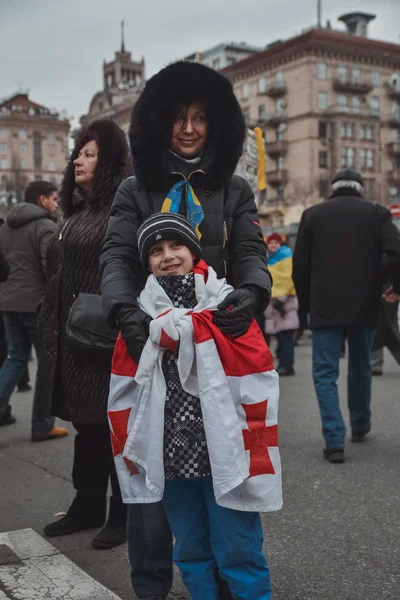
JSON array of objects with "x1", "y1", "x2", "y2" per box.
[
  {"x1": 34, "y1": 120, "x2": 132, "y2": 424},
  {"x1": 101, "y1": 62, "x2": 271, "y2": 323}
]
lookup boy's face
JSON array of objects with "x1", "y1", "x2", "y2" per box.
[{"x1": 148, "y1": 239, "x2": 195, "y2": 276}]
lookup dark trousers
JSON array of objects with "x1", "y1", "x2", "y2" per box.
[
  {"x1": 72, "y1": 423, "x2": 121, "y2": 499},
  {"x1": 276, "y1": 329, "x2": 295, "y2": 369},
  {"x1": 127, "y1": 501, "x2": 235, "y2": 599}
]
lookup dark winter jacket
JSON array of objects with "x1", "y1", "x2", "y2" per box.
[
  {"x1": 35, "y1": 120, "x2": 132, "y2": 424},
  {"x1": 293, "y1": 188, "x2": 400, "y2": 329},
  {"x1": 101, "y1": 61, "x2": 271, "y2": 322},
  {"x1": 0, "y1": 203, "x2": 57, "y2": 313}
]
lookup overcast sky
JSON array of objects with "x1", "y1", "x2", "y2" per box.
[{"x1": 1, "y1": 0, "x2": 399, "y2": 128}]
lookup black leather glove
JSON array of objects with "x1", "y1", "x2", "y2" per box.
[
  {"x1": 272, "y1": 298, "x2": 286, "y2": 317},
  {"x1": 117, "y1": 305, "x2": 151, "y2": 364},
  {"x1": 213, "y1": 288, "x2": 260, "y2": 339}
]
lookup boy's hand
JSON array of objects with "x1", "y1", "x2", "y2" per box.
[
  {"x1": 213, "y1": 288, "x2": 260, "y2": 339},
  {"x1": 117, "y1": 305, "x2": 151, "y2": 364}
]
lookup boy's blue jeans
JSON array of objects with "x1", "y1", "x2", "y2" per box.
[{"x1": 163, "y1": 476, "x2": 272, "y2": 600}]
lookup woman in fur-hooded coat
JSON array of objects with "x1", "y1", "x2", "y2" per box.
[
  {"x1": 37, "y1": 119, "x2": 132, "y2": 549},
  {"x1": 100, "y1": 62, "x2": 272, "y2": 600}
]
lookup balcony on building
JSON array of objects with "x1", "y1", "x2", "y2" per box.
[
  {"x1": 265, "y1": 112, "x2": 287, "y2": 127},
  {"x1": 387, "y1": 142, "x2": 400, "y2": 156},
  {"x1": 332, "y1": 77, "x2": 373, "y2": 94},
  {"x1": 263, "y1": 83, "x2": 287, "y2": 98},
  {"x1": 265, "y1": 140, "x2": 288, "y2": 157},
  {"x1": 267, "y1": 169, "x2": 288, "y2": 186},
  {"x1": 388, "y1": 170, "x2": 400, "y2": 185},
  {"x1": 388, "y1": 113, "x2": 400, "y2": 127},
  {"x1": 386, "y1": 82, "x2": 400, "y2": 100}
]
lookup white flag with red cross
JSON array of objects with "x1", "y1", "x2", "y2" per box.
[{"x1": 108, "y1": 261, "x2": 282, "y2": 512}]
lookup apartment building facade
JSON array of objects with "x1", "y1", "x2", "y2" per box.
[
  {"x1": 184, "y1": 42, "x2": 262, "y2": 71},
  {"x1": 223, "y1": 15, "x2": 400, "y2": 228},
  {"x1": 0, "y1": 93, "x2": 70, "y2": 211}
]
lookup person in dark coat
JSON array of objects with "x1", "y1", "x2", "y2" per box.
[
  {"x1": 293, "y1": 168, "x2": 400, "y2": 464},
  {"x1": 100, "y1": 61, "x2": 272, "y2": 600},
  {"x1": 370, "y1": 263, "x2": 400, "y2": 375},
  {"x1": 38, "y1": 120, "x2": 132, "y2": 549}
]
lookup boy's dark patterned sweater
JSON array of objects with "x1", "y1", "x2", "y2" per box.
[{"x1": 157, "y1": 273, "x2": 211, "y2": 480}]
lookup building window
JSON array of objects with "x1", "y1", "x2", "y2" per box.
[
  {"x1": 341, "y1": 147, "x2": 355, "y2": 168},
  {"x1": 226, "y1": 57, "x2": 236, "y2": 66},
  {"x1": 20, "y1": 144, "x2": 27, "y2": 153},
  {"x1": 366, "y1": 125, "x2": 374, "y2": 140},
  {"x1": 19, "y1": 130, "x2": 27, "y2": 140},
  {"x1": 392, "y1": 100, "x2": 400, "y2": 118},
  {"x1": 392, "y1": 129, "x2": 400, "y2": 142},
  {"x1": 35, "y1": 175, "x2": 42, "y2": 181},
  {"x1": 277, "y1": 123, "x2": 286, "y2": 141},
  {"x1": 370, "y1": 97, "x2": 380, "y2": 116},
  {"x1": 0, "y1": 129, "x2": 7, "y2": 139},
  {"x1": 275, "y1": 71, "x2": 283, "y2": 85},
  {"x1": 319, "y1": 120, "x2": 328, "y2": 139},
  {"x1": 337, "y1": 65, "x2": 347, "y2": 82},
  {"x1": 212, "y1": 58, "x2": 220, "y2": 70},
  {"x1": 48, "y1": 144, "x2": 56, "y2": 156},
  {"x1": 276, "y1": 98, "x2": 285, "y2": 115},
  {"x1": 340, "y1": 122, "x2": 355, "y2": 139},
  {"x1": 258, "y1": 105, "x2": 266, "y2": 121},
  {"x1": 0, "y1": 144, "x2": 7, "y2": 154},
  {"x1": 20, "y1": 159, "x2": 27, "y2": 169},
  {"x1": 352, "y1": 97, "x2": 361, "y2": 113},
  {"x1": 48, "y1": 133, "x2": 55, "y2": 141},
  {"x1": 393, "y1": 157, "x2": 400, "y2": 170},
  {"x1": 338, "y1": 94, "x2": 347, "y2": 107},
  {"x1": 277, "y1": 156, "x2": 284, "y2": 170},
  {"x1": 0, "y1": 159, "x2": 8, "y2": 169},
  {"x1": 318, "y1": 92, "x2": 327, "y2": 109},
  {"x1": 371, "y1": 71, "x2": 380, "y2": 86},
  {"x1": 258, "y1": 77, "x2": 266, "y2": 94},
  {"x1": 366, "y1": 148, "x2": 374, "y2": 169},
  {"x1": 363, "y1": 179, "x2": 375, "y2": 201},
  {"x1": 319, "y1": 151, "x2": 328, "y2": 168},
  {"x1": 319, "y1": 179, "x2": 329, "y2": 198},
  {"x1": 48, "y1": 161, "x2": 56, "y2": 171},
  {"x1": 360, "y1": 148, "x2": 366, "y2": 168},
  {"x1": 242, "y1": 83, "x2": 249, "y2": 100},
  {"x1": 352, "y1": 68, "x2": 361, "y2": 83},
  {"x1": 317, "y1": 61, "x2": 327, "y2": 79}
]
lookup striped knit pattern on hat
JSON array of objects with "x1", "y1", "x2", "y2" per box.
[{"x1": 137, "y1": 213, "x2": 202, "y2": 268}]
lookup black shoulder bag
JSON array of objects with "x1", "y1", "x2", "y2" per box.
[{"x1": 58, "y1": 223, "x2": 118, "y2": 356}]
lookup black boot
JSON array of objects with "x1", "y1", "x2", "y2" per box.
[
  {"x1": 43, "y1": 493, "x2": 106, "y2": 537},
  {"x1": 92, "y1": 495, "x2": 127, "y2": 549}
]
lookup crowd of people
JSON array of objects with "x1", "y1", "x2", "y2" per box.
[{"x1": 1, "y1": 60, "x2": 400, "y2": 600}]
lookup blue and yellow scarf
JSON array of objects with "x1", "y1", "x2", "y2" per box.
[{"x1": 161, "y1": 176, "x2": 205, "y2": 239}]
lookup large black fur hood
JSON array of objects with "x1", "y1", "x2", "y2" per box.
[
  {"x1": 60, "y1": 119, "x2": 132, "y2": 217},
  {"x1": 129, "y1": 61, "x2": 245, "y2": 191}
]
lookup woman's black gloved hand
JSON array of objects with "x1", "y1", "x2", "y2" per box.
[
  {"x1": 117, "y1": 305, "x2": 151, "y2": 364},
  {"x1": 213, "y1": 287, "x2": 260, "y2": 339}
]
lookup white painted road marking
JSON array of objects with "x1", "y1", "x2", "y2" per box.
[{"x1": 0, "y1": 529, "x2": 122, "y2": 599}]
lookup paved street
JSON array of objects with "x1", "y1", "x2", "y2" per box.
[{"x1": 0, "y1": 339, "x2": 399, "y2": 599}]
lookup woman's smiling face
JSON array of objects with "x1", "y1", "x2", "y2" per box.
[{"x1": 170, "y1": 102, "x2": 209, "y2": 158}]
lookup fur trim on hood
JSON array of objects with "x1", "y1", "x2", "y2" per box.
[
  {"x1": 60, "y1": 119, "x2": 132, "y2": 217},
  {"x1": 129, "y1": 61, "x2": 245, "y2": 191}
]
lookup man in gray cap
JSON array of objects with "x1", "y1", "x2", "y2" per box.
[{"x1": 293, "y1": 168, "x2": 400, "y2": 463}]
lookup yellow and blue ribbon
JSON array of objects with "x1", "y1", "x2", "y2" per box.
[{"x1": 161, "y1": 180, "x2": 204, "y2": 239}]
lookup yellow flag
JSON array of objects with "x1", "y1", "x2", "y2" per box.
[{"x1": 254, "y1": 127, "x2": 266, "y2": 192}]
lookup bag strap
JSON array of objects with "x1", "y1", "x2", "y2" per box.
[{"x1": 58, "y1": 221, "x2": 78, "y2": 300}]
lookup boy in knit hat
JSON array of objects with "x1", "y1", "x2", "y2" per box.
[{"x1": 109, "y1": 213, "x2": 281, "y2": 600}]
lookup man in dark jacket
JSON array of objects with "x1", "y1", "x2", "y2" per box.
[
  {"x1": 101, "y1": 62, "x2": 271, "y2": 600},
  {"x1": 0, "y1": 181, "x2": 67, "y2": 440},
  {"x1": 293, "y1": 168, "x2": 400, "y2": 463}
]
